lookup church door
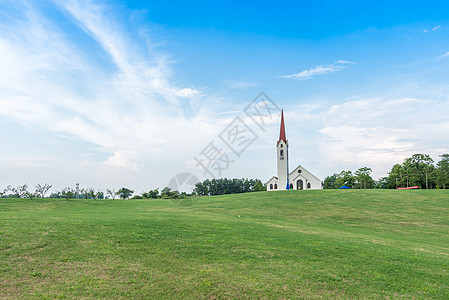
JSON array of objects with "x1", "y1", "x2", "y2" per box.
[{"x1": 297, "y1": 179, "x2": 303, "y2": 190}]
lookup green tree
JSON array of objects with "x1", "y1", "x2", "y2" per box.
[
  {"x1": 375, "y1": 177, "x2": 389, "y2": 189},
  {"x1": 25, "y1": 191, "x2": 36, "y2": 200},
  {"x1": 387, "y1": 164, "x2": 405, "y2": 188},
  {"x1": 404, "y1": 154, "x2": 434, "y2": 189},
  {"x1": 16, "y1": 184, "x2": 28, "y2": 198},
  {"x1": 88, "y1": 188, "x2": 102, "y2": 200},
  {"x1": 161, "y1": 187, "x2": 175, "y2": 198},
  {"x1": 142, "y1": 188, "x2": 160, "y2": 199},
  {"x1": 61, "y1": 187, "x2": 75, "y2": 201},
  {"x1": 334, "y1": 171, "x2": 355, "y2": 188},
  {"x1": 323, "y1": 173, "x2": 338, "y2": 189},
  {"x1": 253, "y1": 180, "x2": 266, "y2": 191},
  {"x1": 194, "y1": 178, "x2": 267, "y2": 196},
  {"x1": 354, "y1": 167, "x2": 374, "y2": 189},
  {"x1": 117, "y1": 187, "x2": 134, "y2": 199},
  {"x1": 435, "y1": 154, "x2": 449, "y2": 189},
  {"x1": 106, "y1": 189, "x2": 117, "y2": 200},
  {"x1": 35, "y1": 183, "x2": 52, "y2": 198}
]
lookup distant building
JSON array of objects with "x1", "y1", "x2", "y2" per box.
[{"x1": 266, "y1": 110, "x2": 322, "y2": 191}]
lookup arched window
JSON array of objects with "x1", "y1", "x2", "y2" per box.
[
  {"x1": 307, "y1": 182, "x2": 311, "y2": 189},
  {"x1": 280, "y1": 144, "x2": 283, "y2": 148},
  {"x1": 270, "y1": 184, "x2": 273, "y2": 190},
  {"x1": 274, "y1": 183, "x2": 278, "y2": 189},
  {"x1": 289, "y1": 183, "x2": 293, "y2": 190}
]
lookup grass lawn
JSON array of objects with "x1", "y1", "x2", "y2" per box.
[{"x1": 1, "y1": 190, "x2": 448, "y2": 298}]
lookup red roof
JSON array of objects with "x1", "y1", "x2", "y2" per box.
[{"x1": 278, "y1": 109, "x2": 287, "y2": 143}]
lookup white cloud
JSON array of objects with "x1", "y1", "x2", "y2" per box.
[
  {"x1": 280, "y1": 60, "x2": 355, "y2": 80},
  {"x1": 103, "y1": 151, "x2": 142, "y2": 171},
  {"x1": 314, "y1": 97, "x2": 449, "y2": 178},
  {"x1": 438, "y1": 51, "x2": 449, "y2": 59},
  {"x1": 423, "y1": 25, "x2": 441, "y2": 33},
  {"x1": 172, "y1": 87, "x2": 203, "y2": 98},
  {"x1": 0, "y1": 0, "x2": 220, "y2": 189}
]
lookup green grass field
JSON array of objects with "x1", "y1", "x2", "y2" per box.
[{"x1": 1, "y1": 190, "x2": 448, "y2": 299}]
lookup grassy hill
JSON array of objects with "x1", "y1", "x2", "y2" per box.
[{"x1": 1, "y1": 190, "x2": 448, "y2": 298}]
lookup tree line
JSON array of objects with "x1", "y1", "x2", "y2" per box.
[
  {"x1": 0, "y1": 178, "x2": 267, "y2": 200},
  {"x1": 193, "y1": 178, "x2": 266, "y2": 196},
  {"x1": 324, "y1": 153, "x2": 449, "y2": 189}
]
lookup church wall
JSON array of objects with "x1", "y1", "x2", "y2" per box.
[
  {"x1": 266, "y1": 177, "x2": 279, "y2": 191},
  {"x1": 289, "y1": 165, "x2": 323, "y2": 190}
]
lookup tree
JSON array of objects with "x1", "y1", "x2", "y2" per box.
[
  {"x1": 4, "y1": 185, "x2": 18, "y2": 198},
  {"x1": 49, "y1": 191, "x2": 62, "y2": 198},
  {"x1": 375, "y1": 177, "x2": 389, "y2": 189},
  {"x1": 79, "y1": 188, "x2": 90, "y2": 199},
  {"x1": 354, "y1": 167, "x2": 374, "y2": 189},
  {"x1": 404, "y1": 154, "x2": 435, "y2": 189},
  {"x1": 435, "y1": 154, "x2": 449, "y2": 189},
  {"x1": 25, "y1": 191, "x2": 36, "y2": 200},
  {"x1": 193, "y1": 178, "x2": 267, "y2": 196},
  {"x1": 87, "y1": 188, "x2": 103, "y2": 200},
  {"x1": 253, "y1": 180, "x2": 266, "y2": 191},
  {"x1": 334, "y1": 171, "x2": 355, "y2": 188},
  {"x1": 35, "y1": 183, "x2": 52, "y2": 198},
  {"x1": 117, "y1": 187, "x2": 133, "y2": 199},
  {"x1": 4, "y1": 184, "x2": 28, "y2": 198},
  {"x1": 323, "y1": 173, "x2": 338, "y2": 189},
  {"x1": 106, "y1": 189, "x2": 117, "y2": 200},
  {"x1": 142, "y1": 189, "x2": 159, "y2": 199},
  {"x1": 61, "y1": 187, "x2": 75, "y2": 201},
  {"x1": 161, "y1": 187, "x2": 178, "y2": 199},
  {"x1": 387, "y1": 164, "x2": 405, "y2": 188},
  {"x1": 17, "y1": 184, "x2": 29, "y2": 198}
]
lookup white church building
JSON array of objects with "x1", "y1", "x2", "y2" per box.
[{"x1": 266, "y1": 110, "x2": 323, "y2": 191}]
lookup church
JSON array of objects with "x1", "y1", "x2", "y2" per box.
[{"x1": 266, "y1": 110, "x2": 323, "y2": 191}]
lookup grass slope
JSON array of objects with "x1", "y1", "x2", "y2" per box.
[{"x1": 1, "y1": 190, "x2": 448, "y2": 299}]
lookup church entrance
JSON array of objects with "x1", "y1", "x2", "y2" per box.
[{"x1": 297, "y1": 179, "x2": 303, "y2": 190}]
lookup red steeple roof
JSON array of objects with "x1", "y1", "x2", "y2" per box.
[{"x1": 278, "y1": 109, "x2": 287, "y2": 143}]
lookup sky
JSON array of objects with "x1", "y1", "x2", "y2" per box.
[{"x1": 1, "y1": 0, "x2": 449, "y2": 193}]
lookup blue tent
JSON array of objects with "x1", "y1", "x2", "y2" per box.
[{"x1": 339, "y1": 185, "x2": 351, "y2": 189}]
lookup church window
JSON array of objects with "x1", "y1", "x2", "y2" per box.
[
  {"x1": 270, "y1": 184, "x2": 273, "y2": 190},
  {"x1": 298, "y1": 169, "x2": 302, "y2": 173},
  {"x1": 307, "y1": 183, "x2": 311, "y2": 189},
  {"x1": 274, "y1": 183, "x2": 278, "y2": 189},
  {"x1": 289, "y1": 183, "x2": 293, "y2": 190},
  {"x1": 280, "y1": 144, "x2": 283, "y2": 148},
  {"x1": 280, "y1": 149, "x2": 284, "y2": 156}
]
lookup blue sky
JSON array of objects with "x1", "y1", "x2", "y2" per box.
[{"x1": 1, "y1": 0, "x2": 449, "y2": 193}]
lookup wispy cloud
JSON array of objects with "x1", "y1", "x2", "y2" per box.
[
  {"x1": 438, "y1": 51, "x2": 449, "y2": 59},
  {"x1": 0, "y1": 0, "x2": 209, "y2": 177},
  {"x1": 280, "y1": 60, "x2": 355, "y2": 80},
  {"x1": 423, "y1": 25, "x2": 441, "y2": 33},
  {"x1": 315, "y1": 96, "x2": 449, "y2": 178}
]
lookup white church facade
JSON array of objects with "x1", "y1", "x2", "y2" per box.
[{"x1": 266, "y1": 110, "x2": 323, "y2": 191}]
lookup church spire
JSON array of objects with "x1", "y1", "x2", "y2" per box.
[{"x1": 278, "y1": 109, "x2": 287, "y2": 144}]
